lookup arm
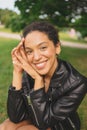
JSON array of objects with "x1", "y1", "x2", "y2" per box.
[
  {"x1": 7, "y1": 39, "x2": 29, "y2": 123},
  {"x1": 27, "y1": 79, "x2": 87, "y2": 129},
  {"x1": 7, "y1": 85, "x2": 29, "y2": 123},
  {"x1": 7, "y1": 70, "x2": 30, "y2": 123},
  {"x1": 7, "y1": 39, "x2": 44, "y2": 123}
]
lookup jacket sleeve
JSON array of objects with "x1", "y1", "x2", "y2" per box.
[
  {"x1": 7, "y1": 72, "x2": 30, "y2": 123},
  {"x1": 7, "y1": 87, "x2": 29, "y2": 123},
  {"x1": 27, "y1": 78, "x2": 87, "y2": 129}
]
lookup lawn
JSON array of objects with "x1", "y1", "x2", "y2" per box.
[
  {"x1": 0, "y1": 26, "x2": 87, "y2": 44},
  {"x1": 0, "y1": 37, "x2": 87, "y2": 130},
  {"x1": 59, "y1": 31, "x2": 87, "y2": 44}
]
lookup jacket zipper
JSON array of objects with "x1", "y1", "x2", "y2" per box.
[
  {"x1": 67, "y1": 117, "x2": 76, "y2": 130},
  {"x1": 24, "y1": 73, "x2": 40, "y2": 126},
  {"x1": 26, "y1": 95, "x2": 40, "y2": 126}
]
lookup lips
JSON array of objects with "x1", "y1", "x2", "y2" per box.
[{"x1": 34, "y1": 61, "x2": 47, "y2": 70}]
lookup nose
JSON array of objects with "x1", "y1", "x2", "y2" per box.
[{"x1": 33, "y1": 51, "x2": 41, "y2": 61}]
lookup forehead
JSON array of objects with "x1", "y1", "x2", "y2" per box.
[
  {"x1": 24, "y1": 31, "x2": 50, "y2": 47},
  {"x1": 25, "y1": 31, "x2": 49, "y2": 40}
]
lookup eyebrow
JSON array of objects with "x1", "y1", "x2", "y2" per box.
[{"x1": 24, "y1": 42, "x2": 48, "y2": 50}]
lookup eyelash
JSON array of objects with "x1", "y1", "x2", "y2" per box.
[
  {"x1": 26, "y1": 50, "x2": 33, "y2": 55},
  {"x1": 25, "y1": 46, "x2": 47, "y2": 55},
  {"x1": 40, "y1": 46, "x2": 47, "y2": 50}
]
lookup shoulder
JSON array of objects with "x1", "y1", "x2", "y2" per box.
[
  {"x1": 57, "y1": 59, "x2": 87, "y2": 92},
  {"x1": 59, "y1": 59, "x2": 87, "y2": 81}
]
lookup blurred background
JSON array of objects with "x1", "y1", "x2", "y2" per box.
[{"x1": 0, "y1": 0, "x2": 87, "y2": 129}]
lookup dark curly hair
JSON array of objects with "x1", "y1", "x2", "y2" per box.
[{"x1": 23, "y1": 21, "x2": 60, "y2": 45}]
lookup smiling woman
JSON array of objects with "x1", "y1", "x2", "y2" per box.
[
  {"x1": 23, "y1": 31, "x2": 60, "y2": 77},
  {"x1": 0, "y1": 21, "x2": 87, "y2": 130}
]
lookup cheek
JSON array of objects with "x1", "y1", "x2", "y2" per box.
[
  {"x1": 44, "y1": 48, "x2": 56, "y2": 57},
  {"x1": 27, "y1": 55, "x2": 33, "y2": 63}
]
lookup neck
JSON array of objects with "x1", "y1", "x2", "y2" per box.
[
  {"x1": 44, "y1": 59, "x2": 58, "y2": 91},
  {"x1": 45, "y1": 58, "x2": 58, "y2": 80}
]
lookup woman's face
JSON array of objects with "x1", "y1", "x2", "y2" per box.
[{"x1": 24, "y1": 31, "x2": 60, "y2": 77}]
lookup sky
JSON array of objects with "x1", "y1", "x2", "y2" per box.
[{"x1": 0, "y1": 0, "x2": 19, "y2": 13}]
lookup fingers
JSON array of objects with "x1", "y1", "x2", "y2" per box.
[
  {"x1": 11, "y1": 38, "x2": 25, "y2": 54},
  {"x1": 16, "y1": 38, "x2": 25, "y2": 49},
  {"x1": 11, "y1": 47, "x2": 40, "y2": 79},
  {"x1": 11, "y1": 41, "x2": 22, "y2": 67},
  {"x1": 12, "y1": 46, "x2": 27, "y2": 68},
  {"x1": 12, "y1": 49, "x2": 20, "y2": 65},
  {"x1": 19, "y1": 46, "x2": 27, "y2": 61},
  {"x1": 12, "y1": 36, "x2": 37, "y2": 77},
  {"x1": 11, "y1": 38, "x2": 25, "y2": 59}
]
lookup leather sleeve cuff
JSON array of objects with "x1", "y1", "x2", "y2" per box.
[{"x1": 8, "y1": 85, "x2": 23, "y2": 95}]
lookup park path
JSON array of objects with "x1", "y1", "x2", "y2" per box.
[{"x1": 0, "y1": 31, "x2": 87, "y2": 49}]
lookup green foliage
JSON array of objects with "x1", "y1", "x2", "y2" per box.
[
  {"x1": 14, "y1": 0, "x2": 87, "y2": 27},
  {"x1": 1, "y1": 1, "x2": 87, "y2": 37},
  {"x1": 73, "y1": 14, "x2": 87, "y2": 38},
  {"x1": 0, "y1": 9, "x2": 18, "y2": 27},
  {"x1": 11, "y1": 0, "x2": 87, "y2": 37},
  {"x1": 9, "y1": 15, "x2": 26, "y2": 32}
]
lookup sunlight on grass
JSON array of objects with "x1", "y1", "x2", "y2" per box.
[
  {"x1": 0, "y1": 27, "x2": 12, "y2": 33},
  {"x1": 59, "y1": 31, "x2": 87, "y2": 44},
  {"x1": 0, "y1": 26, "x2": 20, "y2": 34},
  {"x1": 0, "y1": 26, "x2": 87, "y2": 44}
]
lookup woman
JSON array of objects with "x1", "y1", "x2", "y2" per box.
[{"x1": 0, "y1": 21, "x2": 87, "y2": 130}]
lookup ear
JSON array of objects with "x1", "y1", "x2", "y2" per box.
[{"x1": 55, "y1": 43, "x2": 61, "y2": 55}]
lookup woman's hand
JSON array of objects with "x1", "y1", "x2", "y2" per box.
[
  {"x1": 12, "y1": 43, "x2": 40, "y2": 79},
  {"x1": 11, "y1": 38, "x2": 24, "y2": 74},
  {"x1": 12, "y1": 39, "x2": 25, "y2": 90},
  {"x1": 12, "y1": 38, "x2": 44, "y2": 90}
]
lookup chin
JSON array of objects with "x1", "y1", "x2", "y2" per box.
[{"x1": 37, "y1": 69, "x2": 48, "y2": 76}]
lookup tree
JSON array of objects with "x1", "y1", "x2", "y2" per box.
[
  {"x1": 0, "y1": 9, "x2": 17, "y2": 27},
  {"x1": 73, "y1": 13, "x2": 87, "y2": 38},
  {"x1": 15, "y1": 0, "x2": 87, "y2": 25},
  {"x1": 12, "y1": 0, "x2": 87, "y2": 37}
]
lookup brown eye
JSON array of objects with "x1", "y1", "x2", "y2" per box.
[
  {"x1": 26, "y1": 50, "x2": 33, "y2": 55},
  {"x1": 40, "y1": 46, "x2": 47, "y2": 51}
]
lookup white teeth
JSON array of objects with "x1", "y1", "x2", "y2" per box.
[
  {"x1": 36, "y1": 63, "x2": 44, "y2": 67},
  {"x1": 35, "y1": 61, "x2": 47, "y2": 69}
]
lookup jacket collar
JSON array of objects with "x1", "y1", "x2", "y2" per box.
[{"x1": 49, "y1": 59, "x2": 66, "y2": 88}]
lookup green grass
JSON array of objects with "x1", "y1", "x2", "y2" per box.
[
  {"x1": 0, "y1": 26, "x2": 87, "y2": 44},
  {"x1": 0, "y1": 37, "x2": 87, "y2": 130},
  {"x1": 59, "y1": 31, "x2": 87, "y2": 44},
  {"x1": 0, "y1": 26, "x2": 20, "y2": 34},
  {"x1": 0, "y1": 37, "x2": 19, "y2": 122},
  {"x1": 0, "y1": 27, "x2": 12, "y2": 33}
]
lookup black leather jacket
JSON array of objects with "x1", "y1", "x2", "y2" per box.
[{"x1": 7, "y1": 59, "x2": 87, "y2": 130}]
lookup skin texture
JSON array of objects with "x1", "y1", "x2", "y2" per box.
[
  {"x1": 0, "y1": 31, "x2": 61, "y2": 130},
  {"x1": 12, "y1": 31, "x2": 61, "y2": 91}
]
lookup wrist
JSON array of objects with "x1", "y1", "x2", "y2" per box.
[
  {"x1": 34, "y1": 77, "x2": 44, "y2": 90},
  {"x1": 13, "y1": 69, "x2": 22, "y2": 75},
  {"x1": 12, "y1": 70, "x2": 22, "y2": 90}
]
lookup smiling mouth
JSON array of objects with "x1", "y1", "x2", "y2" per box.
[{"x1": 34, "y1": 61, "x2": 47, "y2": 70}]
